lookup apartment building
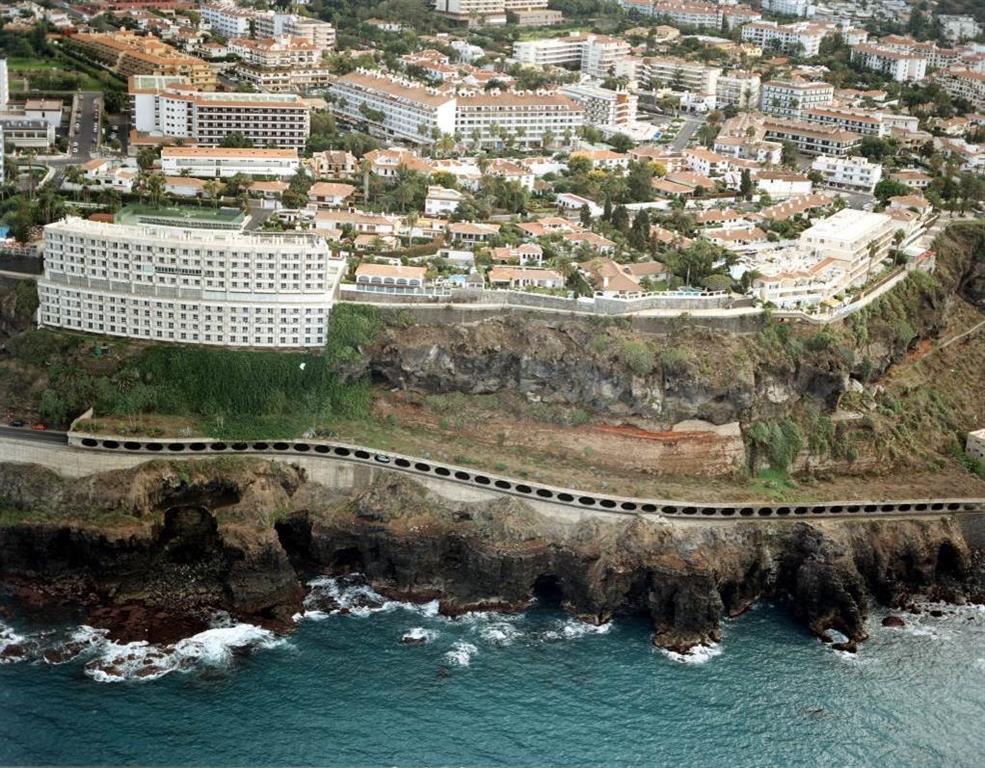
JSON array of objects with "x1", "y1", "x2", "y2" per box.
[
  {"x1": 579, "y1": 35, "x2": 633, "y2": 79},
  {"x1": 877, "y1": 35, "x2": 966, "y2": 70},
  {"x1": 433, "y1": 0, "x2": 508, "y2": 25},
  {"x1": 0, "y1": 58, "x2": 8, "y2": 111},
  {"x1": 200, "y1": 3, "x2": 255, "y2": 39},
  {"x1": 560, "y1": 82, "x2": 637, "y2": 127},
  {"x1": 160, "y1": 147, "x2": 300, "y2": 178},
  {"x1": 810, "y1": 154, "x2": 883, "y2": 193},
  {"x1": 798, "y1": 208, "x2": 897, "y2": 287},
  {"x1": 763, "y1": 117, "x2": 859, "y2": 156},
  {"x1": 71, "y1": 32, "x2": 215, "y2": 88},
  {"x1": 130, "y1": 75, "x2": 310, "y2": 149},
  {"x1": 938, "y1": 15, "x2": 982, "y2": 44},
  {"x1": 617, "y1": 0, "x2": 722, "y2": 29},
  {"x1": 236, "y1": 65, "x2": 334, "y2": 93},
  {"x1": 761, "y1": 0, "x2": 814, "y2": 17},
  {"x1": 850, "y1": 43, "x2": 927, "y2": 82},
  {"x1": 760, "y1": 80, "x2": 833, "y2": 119},
  {"x1": 512, "y1": 34, "x2": 631, "y2": 79},
  {"x1": 229, "y1": 36, "x2": 321, "y2": 68},
  {"x1": 285, "y1": 17, "x2": 336, "y2": 52},
  {"x1": 454, "y1": 92, "x2": 583, "y2": 149},
  {"x1": 715, "y1": 71, "x2": 761, "y2": 109},
  {"x1": 803, "y1": 105, "x2": 887, "y2": 137},
  {"x1": 38, "y1": 217, "x2": 345, "y2": 348},
  {"x1": 328, "y1": 70, "x2": 456, "y2": 144},
  {"x1": 640, "y1": 56, "x2": 720, "y2": 96},
  {"x1": 936, "y1": 68, "x2": 985, "y2": 111},
  {"x1": 740, "y1": 21, "x2": 826, "y2": 57}
]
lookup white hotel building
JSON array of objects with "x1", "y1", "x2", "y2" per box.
[
  {"x1": 454, "y1": 92, "x2": 583, "y2": 149},
  {"x1": 849, "y1": 44, "x2": 927, "y2": 83},
  {"x1": 38, "y1": 218, "x2": 345, "y2": 348},
  {"x1": 760, "y1": 80, "x2": 834, "y2": 119},
  {"x1": 810, "y1": 154, "x2": 883, "y2": 194},
  {"x1": 740, "y1": 21, "x2": 826, "y2": 57},
  {"x1": 511, "y1": 34, "x2": 632, "y2": 79},
  {"x1": 130, "y1": 76, "x2": 310, "y2": 150},
  {"x1": 328, "y1": 70, "x2": 456, "y2": 144},
  {"x1": 160, "y1": 147, "x2": 301, "y2": 179},
  {"x1": 560, "y1": 82, "x2": 637, "y2": 127}
]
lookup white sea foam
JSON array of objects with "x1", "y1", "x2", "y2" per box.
[
  {"x1": 0, "y1": 621, "x2": 30, "y2": 664},
  {"x1": 659, "y1": 642, "x2": 723, "y2": 665},
  {"x1": 542, "y1": 618, "x2": 612, "y2": 641},
  {"x1": 300, "y1": 576, "x2": 440, "y2": 620},
  {"x1": 444, "y1": 641, "x2": 478, "y2": 667},
  {"x1": 82, "y1": 623, "x2": 286, "y2": 683},
  {"x1": 477, "y1": 621, "x2": 522, "y2": 646},
  {"x1": 401, "y1": 627, "x2": 438, "y2": 645}
]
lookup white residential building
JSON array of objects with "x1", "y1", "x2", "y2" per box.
[
  {"x1": 229, "y1": 36, "x2": 321, "y2": 68},
  {"x1": 760, "y1": 79, "x2": 834, "y2": 119},
  {"x1": 617, "y1": 0, "x2": 722, "y2": 29},
  {"x1": 560, "y1": 82, "x2": 637, "y2": 127},
  {"x1": 512, "y1": 33, "x2": 631, "y2": 78},
  {"x1": 433, "y1": 0, "x2": 508, "y2": 26},
  {"x1": 715, "y1": 71, "x2": 761, "y2": 109},
  {"x1": 130, "y1": 75, "x2": 310, "y2": 149},
  {"x1": 200, "y1": 3, "x2": 255, "y2": 40},
  {"x1": 936, "y1": 68, "x2": 985, "y2": 111},
  {"x1": 798, "y1": 208, "x2": 897, "y2": 287},
  {"x1": 810, "y1": 154, "x2": 883, "y2": 194},
  {"x1": 640, "y1": 56, "x2": 720, "y2": 96},
  {"x1": 160, "y1": 147, "x2": 301, "y2": 178},
  {"x1": 803, "y1": 105, "x2": 888, "y2": 137},
  {"x1": 328, "y1": 70, "x2": 457, "y2": 144},
  {"x1": 850, "y1": 44, "x2": 927, "y2": 82},
  {"x1": 938, "y1": 15, "x2": 982, "y2": 44},
  {"x1": 38, "y1": 217, "x2": 345, "y2": 348},
  {"x1": 285, "y1": 17, "x2": 335, "y2": 52},
  {"x1": 0, "y1": 58, "x2": 8, "y2": 111},
  {"x1": 761, "y1": 0, "x2": 814, "y2": 18},
  {"x1": 424, "y1": 185, "x2": 465, "y2": 216},
  {"x1": 740, "y1": 21, "x2": 827, "y2": 57},
  {"x1": 454, "y1": 92, "x2": 583, "y2": 150}
]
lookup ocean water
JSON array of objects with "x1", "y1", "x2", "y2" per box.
[{"x1": 1, "y1": 578, "x2": 984, "y2": 768}]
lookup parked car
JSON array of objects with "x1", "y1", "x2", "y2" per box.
[
  {"x1": 31, "y1": 424, "x2": 47, "y2": 431},
  {"x1": 8, "y1": 420, "x2": 24, "y2": 427},
  {"x1": 374, "y1": 454, "x2": 392, "y2": 464}
]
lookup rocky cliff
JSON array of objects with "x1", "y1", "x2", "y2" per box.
[
  {"x1": 1, "y1": 460, "x2": 979, "y2": 654},
  {"x1": 346, "y1": 222, "x2": 985, "y2": 434}
]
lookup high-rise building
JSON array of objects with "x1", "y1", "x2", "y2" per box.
[
  {"x1": 38, "y1": 217, "x2": 346, "y2": 348},
  {"x1": 129, "y1": 75, "x2": 310, "y2": 149},
  {"x1": 0, "y1": 58, "x2": 8, "y2": 112}
]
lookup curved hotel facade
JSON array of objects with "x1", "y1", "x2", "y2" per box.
[{"x1": 38, "y1": 218, "x2": 345, "y2": 348}]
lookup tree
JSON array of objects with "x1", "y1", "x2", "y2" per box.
[
  {"x1": 739, "y1": 168, "x2": 753, "y2": 201},
  {"x1": 611, "y1": 204, "x2": 629, "y2": 232},
  {"x1": 203, "y1": 179, "x2": 224, "y2": 209},
  {"x1": 609, "y1": 133, "x2": 633, "y2": 153},
  {"x1": 145, "y1": 172, "x2": 167, "y2": 208},
  {"x1": 136, "y1": 146, "x2": 158, "y2": 172},
  {"x1": 629, "y1": 209, "x2": 652, "y2": 252},
  {"x1": 781, "y1": 141, "x2": 800, "y2": 168},
  {"x1": 579, "y1": 203, "x2": 592, "y2": 228},
  {"x1": 667, "y1": 240, "x2": 725, "y2": 287},
  {"x1": 873, "y1": 178, "x2": 909, "y2": 204},
  {"x1": 219, "y1": 131, "x2": 254, "y2": 149},
  {"x1": 626, "y1": 161, "x2": 655, "y2": 203}
]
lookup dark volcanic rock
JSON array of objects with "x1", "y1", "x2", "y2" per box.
[{"x1": 882, "y1": 615, "x2": 905, "y2": 628}]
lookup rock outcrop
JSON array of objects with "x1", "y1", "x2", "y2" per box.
[{"x1": 2, "y1": 461, "x2": 977, "y2": 654}]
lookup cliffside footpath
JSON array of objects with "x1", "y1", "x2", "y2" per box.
[{"x1": 1, "y1": 460, "x2": 979, "y2": 655}]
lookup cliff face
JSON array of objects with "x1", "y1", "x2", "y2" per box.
[{"x1": 1, "y1": 461, "x2": 977, "y2": 653}]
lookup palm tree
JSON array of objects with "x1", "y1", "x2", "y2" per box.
[
  {"x1": 203, "y1": 179, "x2": 223, "y2": 209},
  {"x1": 146, "y1": 172, "x2": 167, "y2": 209}
]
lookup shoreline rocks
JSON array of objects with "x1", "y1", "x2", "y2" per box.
[{"x1": 0, "y1": 462, "x2": 981, "y2": 654}]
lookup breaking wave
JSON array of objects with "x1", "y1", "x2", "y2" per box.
[
  {"x1": 658, "y1": 643, "x2": 723, "y2": 665},
  {"x1": 445, "y1": 641, "x2": 478, "y2": 667}
]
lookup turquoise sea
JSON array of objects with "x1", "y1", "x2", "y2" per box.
[{"x1": 1, "y1": 577, "x2": 984, "y2": 767}]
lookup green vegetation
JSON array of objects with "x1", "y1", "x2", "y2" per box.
[
  {"x1": 745, "y1": 419, "x2": 804, "y2": 473},
  {"x1": 619, "y1": 339, "x2": 655, "y2": 376},
  {"x1": 12, "y1": 305, "x2": 383, "y2": 439}
]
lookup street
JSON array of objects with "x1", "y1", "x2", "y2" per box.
[
  {"x1": 670, "y1": 116, "x2": 704, "y2": 152},
  {"x1": 0, "y1": 425, "x2": 68, "y2": 445}
]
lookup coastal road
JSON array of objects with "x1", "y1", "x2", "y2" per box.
[{"x1": 0, "y1": 425, "x2": 68, "y2": 446}]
